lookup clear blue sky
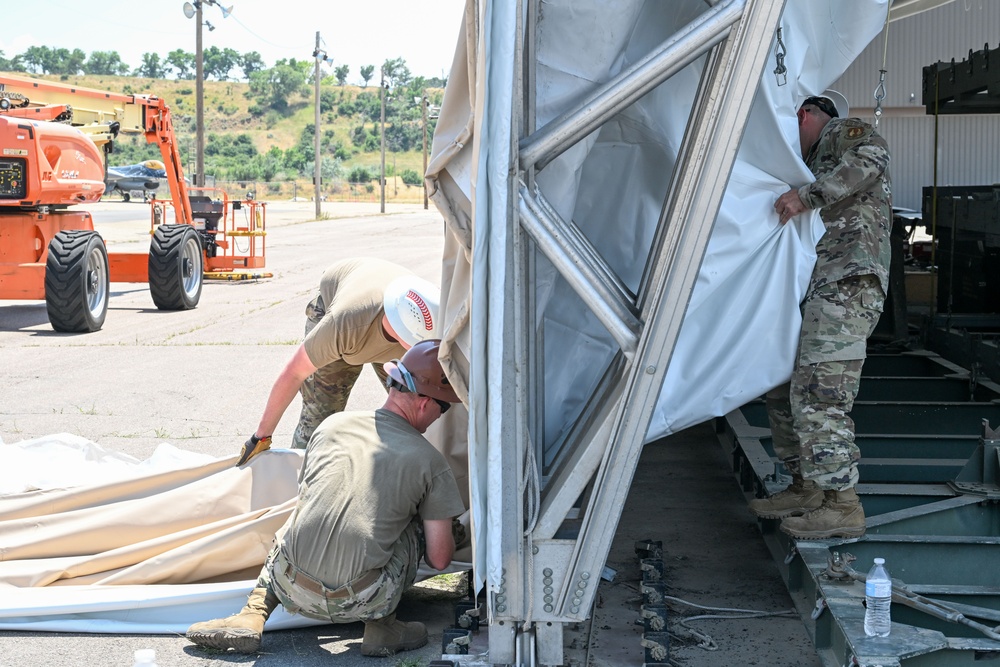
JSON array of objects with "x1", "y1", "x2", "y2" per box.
[{"x1": 0, "y1": 0, "x2": 466, "y2": 83}]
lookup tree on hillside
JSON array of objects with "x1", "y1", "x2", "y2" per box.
[
  {"x1": 320, "y1": 89, "x2": 338, "y2": 114},
  {"x1": 335, "y1": 64, "x2": 349, "y2": 86},
  {"x1": 20, "y1": 46, "x2": 50, "y2": 74},
  {"x1": 135, "y1": 53, "x2": 167, "y2": 79},
  {"x1": 381, "y1": 57, "x2": 411, "y2": 88},
  {"x1": 360, "y1": 64, "x2": 374, "y2": 87},
  {"x1": 60, "y1": 48, "x2": 87, "y2": 75},
  {"x1": 84, "y1": 51, "x2": 130, "y2": 76},
  {"x1": 203, "y1": 46, "x2": 241, "y2": 80},
  {"x1": 18, "y1": 46, "x2": 86, "y2": 75},
  {"x1": 166, "y1": 49, "x2": 195, "y2": 79},
  {"x1": 247, "y1": 59, "x2": 308, "y2": 111},
  {"x1": 0, "y1": 50, "x2": 23, "y2": 71},
  {"x1": 240, "y1": 52, "x2": 266, "y2": 80}
]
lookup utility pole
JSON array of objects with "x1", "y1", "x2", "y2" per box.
[
  {"x1": 421, "y1": 94, "x2": 428, "y2": 210},
  {"x1": 313, "y1": 31, "x2": 322, "y2": 218},
  {"x1": 379, "y1": 68, "x2": 386, "y2": 214},
  {"x1": 195, "y1": 1, "x2": 205, "y2": 187},
  {"x1": 184, "y1": 0, "x2": 230, "y2": 187}
]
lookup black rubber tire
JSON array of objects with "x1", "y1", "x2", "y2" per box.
[
  {"x1": 122, "y1": 192, "x2": 130, "y2": 202},
  {"x1": 44, "y1": 230, "x2": 110, "y2": 333},
  {"x1": 148, "y1": 224, "x2": 203, "y2": 310}
]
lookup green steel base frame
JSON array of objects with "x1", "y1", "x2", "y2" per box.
[{"x1": 719, "y1": 350, "x2": 1000, "y2": 667}]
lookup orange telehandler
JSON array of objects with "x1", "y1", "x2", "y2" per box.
[{"x1": 0, "y1": 73, "x2": 267, "y2": 332}]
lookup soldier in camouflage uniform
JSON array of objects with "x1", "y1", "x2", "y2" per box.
[
  {"x1": 187, "y1": 340, "x2": 466, "y2": 657},
  {"x1": 235, "y1": 257, "x2": 441, "y2": 464},
  {"x1": 748, "y1": 93, "x2": 891, "y2": 540}
]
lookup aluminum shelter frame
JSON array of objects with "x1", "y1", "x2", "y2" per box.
[{"x1": 487, "y1": 0, "x2": 788, "y2": 663}]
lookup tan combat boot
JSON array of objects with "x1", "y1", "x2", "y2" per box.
[
  {"x1": 186, "y1": 586, "x2": 279, "y2": 653},
  {"x1": 747, "y1": 478, "x2": 823, "y2": 519},
  {"x1": 779, "y1": 488, "x2": 866, "y2": 540},
  {"x1": 361, "y1": 613, "x2": 428, "y2": 657}
]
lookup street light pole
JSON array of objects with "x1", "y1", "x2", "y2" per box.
[
  {"x1": 421, "y1": 94, "x2": 428, "y2": 210},
  {"x1": 313, "y1": 31, "x2": 322, "y2": 218},
  {"x1": 195, "y1": 1, "x2": 205, "y2": 187},
  {"x1": 379, "y1": 68, "x2": 386, "y2": 214}
]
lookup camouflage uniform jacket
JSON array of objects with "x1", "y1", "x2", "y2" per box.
[{"x1": 796, "y1": 117, "x2": 892, "y2": 294}]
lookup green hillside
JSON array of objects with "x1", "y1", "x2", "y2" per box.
[{"x1": 9, "y1": 73, "x2": 443, "y2": 202}]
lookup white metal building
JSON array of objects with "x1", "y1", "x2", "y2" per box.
[{"x1": 833, "y1": 0, "x2": 1000, "y2": 209}]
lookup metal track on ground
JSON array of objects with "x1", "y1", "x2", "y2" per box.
[{"x1": 719, "y1": 349, "x2": 1000, "y2": 667}]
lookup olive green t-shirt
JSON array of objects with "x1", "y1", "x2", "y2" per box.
[
  {"x1": 283, "y1": 409, "x2": 466, "y2": 587},
  {"x1": 302, "y1": 258, "x2": 411, "y2": 368}
]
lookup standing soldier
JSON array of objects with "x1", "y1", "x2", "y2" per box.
[{"x1": 749, "y1": 91, "x2": 891, "y2": 540}]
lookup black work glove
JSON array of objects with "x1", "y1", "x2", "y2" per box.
[
  {"x1": 452, "y1": 516, "x2": 467, "y2": 547},
  {"x1": 236, "y1": 434, "x2": 272, "y2": 466}
]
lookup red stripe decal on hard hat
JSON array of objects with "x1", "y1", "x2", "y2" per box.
[{"x1": 407, "y1": 290, "x2": 434, "y2": 330}]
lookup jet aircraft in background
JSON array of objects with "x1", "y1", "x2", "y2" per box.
[{"x1": 104, "y1": 159, "x2": 166, "y2": 202}]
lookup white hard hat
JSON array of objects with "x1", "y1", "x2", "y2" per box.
[
  {"x1": 803, "y1": 90, "x2": 850, "y2": 119},
  {"x1": 383, "y1": 276, "x2": 440, "y2": 347},
  {"x1": 822, "y1": 89, "x2": 849, "y2": 119}
]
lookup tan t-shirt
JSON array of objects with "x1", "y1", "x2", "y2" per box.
[
  {"x1": 283, "y1": 409, "x2": 466, "y2": 586},
  {"x1": 302, "y1": 258, "x2": 412, "y2": 369}
]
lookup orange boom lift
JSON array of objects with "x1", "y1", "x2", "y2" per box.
[{"x1": 0, "y1": 74, "x2": 267, "y2": 332}]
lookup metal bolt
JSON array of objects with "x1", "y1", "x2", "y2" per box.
[
  {"x1": 543, "y1": 568, "x2": 553, "y2": 576},
  {"x1": 570, "y1": 606, "x2": 579, "y2": 614},
  {"x1": 579, "y1": 579, "x2": 588, "y2": 587},
  {"x1": 645, "y1": 365, "x2": 656, "y2": 374},
  {"x1": 497, "y1": 595, "x2": 506, "y2": 604},
  {"x1": 576, "y1": 589, "x2": 585, "y2": 598},
  {"x1": 572, "y1": 597, "x2": 581, "y2": 606},
  {"x1": 543, "y1": 586, "x2": 553, "y2": 594},
  {"x1": 581, "y1": 572, "x2": 590, "y2": 580},
  {"x1": 544, "y1": 604, "x2": 553, "y2": 613},
  {"x1": 543, "y1": 577, "x2": 552, "y2": 586},
  {"x1": 544, "y1": 594, "x2": 553, "y2": 603},
  {"x1": 532, "y1": 546, "x2": 539, "y2": 554},
  {"x1": 497, "y1": 604, "x2": 507, "y2": 613}
]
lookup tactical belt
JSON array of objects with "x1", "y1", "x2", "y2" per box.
[{"x1": 282, "y1": 557, "x2": 380, "y2": 600}]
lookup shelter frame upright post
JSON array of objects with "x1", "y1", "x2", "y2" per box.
[{"x1": 487, "y1": 0, "x2": 788, "y2": 663}]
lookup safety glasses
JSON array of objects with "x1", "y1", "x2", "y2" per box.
[{"x1": 394, "y1": 360, "x2": 451, "y2": 414}]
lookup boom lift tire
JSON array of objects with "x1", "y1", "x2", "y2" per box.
[
  {"x1": 44, "y1": 230, "x2": 110, "y2": 333},
  {"x1": 149, "y1": 224, "x2": 203, "y2": 310}
]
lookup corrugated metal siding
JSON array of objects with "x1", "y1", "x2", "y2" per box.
[
  {"x1": 820, "y1": 1, "x2": 1000, "y2": 211},
  {"x1": 833, "y1": 0, "x2": 999, "y2": 111},
  {"x1": 852, "y1": 113, "x2": 1000, "y2": 209}
]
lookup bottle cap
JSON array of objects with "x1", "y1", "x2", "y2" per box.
[
  {"x1": 134, "y1": 649, "x2": 156, "y2": 663},
  {"x1": 874, "y1": 557, "x2": 885, "y2": 565}
]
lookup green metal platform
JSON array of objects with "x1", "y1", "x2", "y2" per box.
[{"x1": 720, "y1": 350, "x2": 1000, "y2": 666}]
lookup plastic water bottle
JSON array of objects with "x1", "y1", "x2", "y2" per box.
[
  {"x1": 864, "y1": 557, "x2": 892, "y2": 637},
  {"x1": 132, "y1": 649, "x2": 158, "y2": 667}
]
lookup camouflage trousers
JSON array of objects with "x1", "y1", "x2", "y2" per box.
[
  {"x1": 293, "y1": 293, "x2": 390, "y2": 448},
  {"x1": 259, "y1": 518, "x2": 424, "y2": 624},
  {"x1": 766, "y1": 275, "x2": 885, "y2": 491}
]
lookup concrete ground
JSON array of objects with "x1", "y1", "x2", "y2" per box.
[{"x1": 0, "y1": 201, "x2": 818, "y2": 666}]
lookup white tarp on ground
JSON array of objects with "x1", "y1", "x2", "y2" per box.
[
  {"x1": 426, "y1": 0, "x2": 900, "y2": 593},
  {"x1": 0, "y1": 435, "x2": 469, "y2": 633}
]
